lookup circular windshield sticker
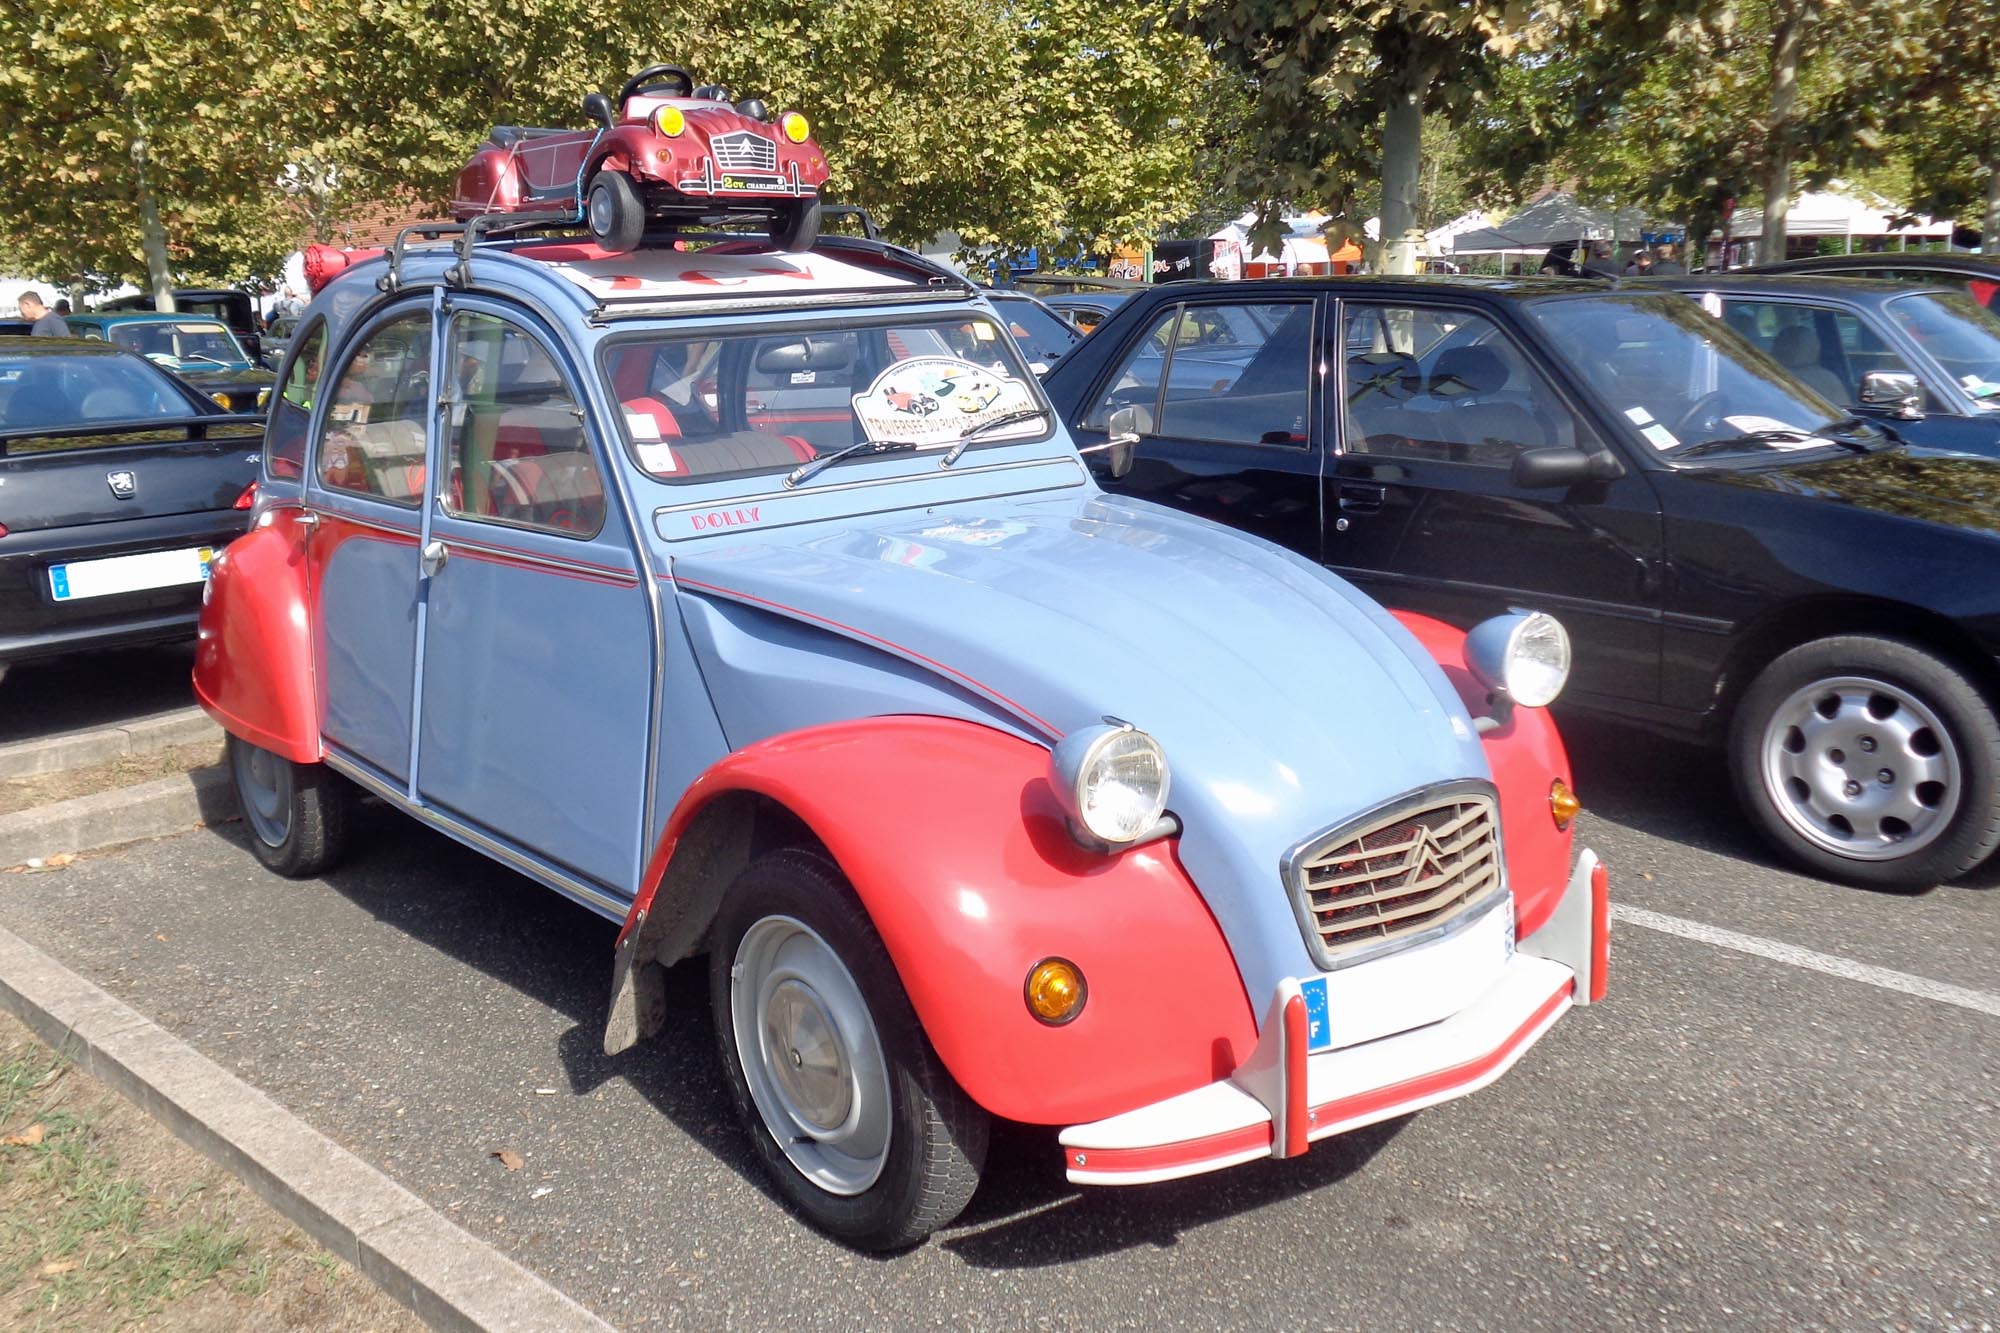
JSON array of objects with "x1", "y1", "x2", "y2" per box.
[{"x1": 851, "y1": 357, "x2": 1040, "y2": 446}]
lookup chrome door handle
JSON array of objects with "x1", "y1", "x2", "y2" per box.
[
  {"x1": 293, "y1": 510, "x2": 318, "y2": 528},
  {"x1": 420, "y1": 539, "x2": 448, "y2": 577}
]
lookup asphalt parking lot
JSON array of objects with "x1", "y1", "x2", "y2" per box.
[{"x1": 1, "y1": 658, "x2": 1994, "y2": 1329}]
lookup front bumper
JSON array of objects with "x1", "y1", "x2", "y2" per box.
[{"x1": 1060, "y1": 848, "x2": 1608, "y2": 1186}]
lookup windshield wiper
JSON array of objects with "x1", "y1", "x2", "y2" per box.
[
  {"x1": 1825, "y1": 416, "x2": 1898, "y2": 451},
  {"x1": 1672, "y1": 427, "x2": 1845, "y2": 460},
  {"x1": 784, "y1": 437, "x2": 919, "y2": 489},
  {"x1": 938, "y1": 408, "x2": 1050, "y2": 469},
  {"x1": 179, "y1": 353, "x2": 228, "y2": 367}
]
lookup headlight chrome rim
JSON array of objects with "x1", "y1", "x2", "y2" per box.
[
  {"x1": 1049, "y1": 720, "x2": 1171, "y2": 847},
  {"x1": 1466, "y1": 610, "x2": 1571, "y2": 710}
]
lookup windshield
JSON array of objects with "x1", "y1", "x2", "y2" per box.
[
  {"x1": 107, "y1": 321, "x2": 247, "y2": 366},
  {"x1": 0, "y1": 352, "x2": 200, "y2": 430},
  {"x1": 1525, "y1": 293, "x2": 1854, "y2": 459},
  {"x1": 603, "y1": 312, "x2": 1052, "y2": 483},
  {"x1": 1886, "y1": 292, "x2": 2000, "y2": 410}
]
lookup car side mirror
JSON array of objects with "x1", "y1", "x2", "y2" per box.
[
  {"x1": 1078, "y1": 405, "x2": 1146, "y2": 479},
  {"x1": 1511, "y1": 447, "x2": 1599, "y2": 489},
  {"x1": 1860, "y1": 370, "x2": 1924, "y2": 419},
  {"x1": 582, "y1": 92, "x2": 616, "y2": 129}
]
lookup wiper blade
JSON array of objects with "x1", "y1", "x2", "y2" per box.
[
  {"x1": 938, "y1": 408, "x2": 1050, "y2": 469},
  {"x1": 1671, "y1": 428, "x2": 1821, "y2": 459},
  {"x1": 784, "y1": 437, "x2": 919, "y2": 488}
]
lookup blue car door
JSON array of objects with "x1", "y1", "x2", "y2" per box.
[{"x1": 412, "y1": 301, "x2": 656, "y2": 906}]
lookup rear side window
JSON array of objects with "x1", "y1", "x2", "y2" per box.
[
  {"x1": 316, "y1": 312, "x2": 432, "y2": 506},
  {"x1": 442, "y1": 312, "x2": 603, "y2": 537},
  {"x1": 1085, "y1": 300, "x2": 1314, "y2": 446},
  {"x1": 265, "y1": 320, "x2": 325, "y2": 479}
]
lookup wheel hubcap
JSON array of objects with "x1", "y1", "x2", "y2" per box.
[
  {"x1": 231, "y1": 742, "x2": 293, "y2": 848},
  {"x1": 588, "y1": 187, "x2": 612, "y2": 235},
  {"x1": 1761, "y1": 675, "x2": 1961, "y2": 861},
  {"x1": 730, "y1": 915, "x2": 891, "y2": 1196}
]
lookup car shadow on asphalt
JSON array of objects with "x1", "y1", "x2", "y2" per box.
[
  {"x1": 224, "y1": 800, "x2": 1412, "y2": 1257},
  {"x1": 0, "y1": 643, "x2": 198, "y2": 744}
]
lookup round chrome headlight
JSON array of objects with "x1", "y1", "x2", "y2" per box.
[
  {"x1": 1049, "y1": 722, "x2": 1170, "y2": 845},
  {"x1": 1465, "y1": 611, "x2": 1571, "y2": 709}
]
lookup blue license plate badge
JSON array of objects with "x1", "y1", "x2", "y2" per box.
[{"x1": 1299, "y1": 977, "x2": 1332, "y2": 1053}]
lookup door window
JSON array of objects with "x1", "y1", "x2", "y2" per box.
[
  {"x1": 317, "y1": 312, "x2": 432, "y2": 506},
  {"x1": 443, "y1": 312, "x2": 604, "y2": 537},
  {"x1": 1716, "y1": 299, "x2": 1912, "y2": 407},
  {"x1": 1341, "y1": 305, "x2": 1588, "y2": 465},
  {"x1": 265, "y1": 319, "x2": 325, "y2": 479},
  {"x1": 1084, "y1": 300, "x2": 1313, "y2": 446}
]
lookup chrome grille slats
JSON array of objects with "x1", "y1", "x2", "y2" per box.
[
  {"x1": 711, "y1": 130, "x2": 779, "y2": 172},
  {"x1": 1285, "y1": 786, "x2": 1505, "y2": 969}
]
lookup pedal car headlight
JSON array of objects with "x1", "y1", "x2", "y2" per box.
[
  {"x1": 654, "y1": 106, "x2": 686, "y2": 137},
  {"x1": 779, "y1": 111, "x2": 811, "y2": 144},
  {"x1": 1466, "y1": 610, "x2": 1571, "y2": 709},
  {"x1": 1050, "y1": 721, "x2": 1170, "y2": 846}
]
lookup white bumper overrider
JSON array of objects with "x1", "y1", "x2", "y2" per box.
[{"x1": 1060, "y1": 848, "x2": 1608, "y2": 1186}]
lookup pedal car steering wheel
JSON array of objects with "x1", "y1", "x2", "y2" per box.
[{"x1": 617, "y1": 64, "x2": 694, "y2": 106}]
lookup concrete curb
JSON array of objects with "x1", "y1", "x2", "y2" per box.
[
  {"x1": 0, "y1": 765, "x2": 235, "y2": 869},
  {"x1": 0, "y1": 706, "x2": 219, "y2": 780},
  {"x1": 0, "y1": 924, "x2": 613, "y2": 1333}
]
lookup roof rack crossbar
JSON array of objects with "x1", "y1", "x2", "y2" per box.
[{"x1": 377, "y1": 211, "x2": 581, "y2": 294}]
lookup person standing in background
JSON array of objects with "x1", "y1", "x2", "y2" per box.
[
  {"x1": 17, "y1": 291, "x2": 69, "y2": 338},
  {"x1": 1652, "y1": 243, "x2": 1687, "y2": 275}
]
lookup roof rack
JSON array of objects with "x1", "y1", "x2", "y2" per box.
[
  {"x1": 578, "y1": 234, "x2": 983, "y2": 323},
  {"x1": 376, "y1": 210, "x2": 580, "y2": 294}
]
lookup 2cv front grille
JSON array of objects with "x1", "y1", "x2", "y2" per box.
[
  {"x1": 1286, "y1": 783, "x2": 1504, "y2": 970},
  {"x1": 710, "y1": 131, "x2": 779, "y2": 174}
]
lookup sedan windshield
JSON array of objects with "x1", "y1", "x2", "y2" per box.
[
  {"x1": 1886, "y1": 292, "x2": 2000, "y2": 410},
  {"x1": 1525, "y1": 293, "x2": 1859, "y2": 459},
  {"x1": 602, "y1": 312, "x2": 1052, "y2": 483},
  {"x1": 108, "y1": 321, "x2": 248, "y2": 367},
  {"x1": 0, "y1": 352, "x2": 201, "y2": 430}
]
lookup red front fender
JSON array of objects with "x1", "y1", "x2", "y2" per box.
[
  {"x1": 192, "y1": 510, "x2": 320, "y2": 764},
  {"x1": 1390, "y1": 610, "x2": 1576, "y2": 938},
  {"x1": 621, "y1": 716, "x2": 1256, "y2": 1126}
]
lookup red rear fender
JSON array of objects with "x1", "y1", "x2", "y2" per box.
[
  {"x1": 615, "y1": 716, "x2": 1256, "y2": 1126},
  {"x1": 1390, "y1": 611, "x2": 1576, "y2": 937},
  {"x1": 192, "y1": 511, "x2": 319, "y2": 763}
]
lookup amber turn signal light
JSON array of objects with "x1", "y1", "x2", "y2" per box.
[
  {"x1": 1550, "y1": 779, "x2": 1581, "y2": 830},
  {"x1": 1025, "y1": 958, "x2": 1086, "y2": 1025}
]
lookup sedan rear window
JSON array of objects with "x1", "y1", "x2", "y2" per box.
[{"x1": 0, "y1": 353, "x2": 200, "y2": 432}]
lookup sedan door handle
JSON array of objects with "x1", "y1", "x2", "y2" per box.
[
  {"x1": 420, "y1": 539, "x2": 449, "y2": 577},
  {"x1": 1337, "y1": 483, "x2": 1386, "y2": 515}
]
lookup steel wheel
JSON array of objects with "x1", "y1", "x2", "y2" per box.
[
  {"x1": 1759, "y1": 674, "x2": 1962, "y2": 861},
  {"x1": 232, "y1": 735, "x2": 295, "y2": 848},
  {"x1": 729, "y1": 914, "x2": 893, "y2": 1196}
]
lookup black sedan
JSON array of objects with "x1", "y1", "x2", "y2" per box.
[
  {"x1": 1042, "y1": 275, "x2": 2000, "y2": 888},
  {"x1": 1744, "y1": 252, "x2": 2000, "y2": 314},
  {"x1": 0, "y1": 340, "x2": 260, "y2": 678},
  {"x1": 1649, "y1": 274, "x2": 2000, "y2": 456}
]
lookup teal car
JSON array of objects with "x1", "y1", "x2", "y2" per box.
[{"x1": 67, "y1": 313, "x2": 275, "y2": 415}]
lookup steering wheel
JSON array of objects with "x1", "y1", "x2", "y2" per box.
[
  {"x1": 1667, "y1": 391, "x2": 1728, "y2": 443},
  {"x1": 618, "y1": 64, "x2": 694, "y2": 106}
]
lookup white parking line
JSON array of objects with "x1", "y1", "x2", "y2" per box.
[{"x1": 1612, "y1": 903, "x2": 2000, "y2": 1019}]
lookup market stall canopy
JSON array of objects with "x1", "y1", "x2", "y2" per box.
[
  {"x1": 1446, "y1": 193, "x2": 1663, "y2": 253},
  {"x1": 1724, "y1": 186, "x2": 1954, "y2": 240},
  {"x1": 1209, "y1": 212, "x2": 1332, "y2": 273}
]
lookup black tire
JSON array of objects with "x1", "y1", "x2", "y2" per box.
[
  {"x1": 709, "y1": 848, "x2": 987, "y2": 1249},
  {"x1": 227, "y1": 734, "x2": 350, "y2": 878},
  {"x1": 770, "y1": 198, "x2": 821, "y2": 252},
  {"x1": 585, "y1": 171, "x2": 646, "y2": 253},
  {"x1": 1728, "y1": 634, "x2": 2000, "y2": 888}
]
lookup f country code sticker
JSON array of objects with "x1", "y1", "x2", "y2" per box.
[{"x1": 1300, "y1": 978, "x2": 1333, "y2": 1053}]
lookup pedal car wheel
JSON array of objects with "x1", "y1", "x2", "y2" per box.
[
  {"x1": 227, "y1": 734, "x2": 350, "y2": 878},
  {"x1": 1729, "y1": 634, "x2": 2000, "y2": 888},
  {"x1": 771, "y1": 198, "x2": 821, "y2": 253},
  {"x1": 710, "y1": 848, "x2": 987, "y2": 1250},
  {"x1": 586, "y1": 171, "x2": 646, "y2": 253}
]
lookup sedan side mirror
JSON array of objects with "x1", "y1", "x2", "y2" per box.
[
  {"x1": 582, "y1": 92, "x2": 616, "y2": 129},
  {"x1": 1078, "y1": 404, "x2": 1146, "y2": 479},
  {"x1": 1511, "y1": 446, "x2": 1616, "y2": 489},
  {"x1": 1860, "y1": 370, "x2": 1924, "y2": 420}
]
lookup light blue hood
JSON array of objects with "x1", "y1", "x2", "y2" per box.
[{"x1": 670, "y1": 490, "x2": 1493, "y2": 1000}]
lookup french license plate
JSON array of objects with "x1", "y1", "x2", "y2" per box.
[
  {"x1": 1299, "y1": 895, "x2": 1518, "y2": 1056},
  {"x1": 49, "y1": 546, "x2": 214, "y2": 602}
]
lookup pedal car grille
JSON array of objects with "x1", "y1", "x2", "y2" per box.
[
  {"x1": 710, "y1": 131, "x2": 778, "y2": 173},
  {"x1": 1287, "y1": 787, "x2": 1503, "y2": 969}
]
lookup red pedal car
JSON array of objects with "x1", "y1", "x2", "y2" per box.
[{"x1": 452, "y1": 64, "x2": 830, "y2": 253}]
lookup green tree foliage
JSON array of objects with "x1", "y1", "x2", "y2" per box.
[{"x1": 0, "y1": 0, "x2": 308, "y2": 302}]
